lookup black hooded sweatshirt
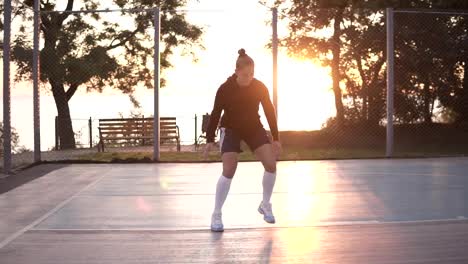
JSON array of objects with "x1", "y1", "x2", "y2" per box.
[{"x1": 206, "y1": 74, "x2": 279, "y2": 143}]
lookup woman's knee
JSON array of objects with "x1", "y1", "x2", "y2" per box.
[
  {"x1": 222, "y1": 153, "x2": 238, "y2": 178},
  {"x1": 222, "y1": 169, "x2": 236, "y2": 178},
  {"x1": 264, "y1": 161, "x2": 276, "y2": 173}
]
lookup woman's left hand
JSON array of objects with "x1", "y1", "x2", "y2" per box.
[{"x1": 272, "y1": 141, "x2": 282, "y2": 159}]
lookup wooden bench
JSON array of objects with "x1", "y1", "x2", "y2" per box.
[{"x1": 97, "y1": 117, "x2": 180, "y2": 152}]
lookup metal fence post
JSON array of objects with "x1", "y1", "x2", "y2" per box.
[
  {"x1": 3, "y1": 0, "x2": 12, "y2": 173},
  {"x1": 386, "y1": 8, "x2": 395, "y2": 158},
  {"x1": 272, "y1": 7, "x2": 279, "y2": 121},
  {"x1": 89, "y1": 117, "x2": 92, "y2": 148},
  {"x1": 153, "y1": 7, "x2": 161, "y2": 161},
  {"x1": 55, "y1": 116, "x2": 59, "y2": 150},
  {"x1": 194, "y1": 114, "x2": 198, "y2": 147},
  {"x1": 33, "y1": 0, "x2": 41, "y2": 162}
]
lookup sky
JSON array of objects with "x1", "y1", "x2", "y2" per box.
[{"x1": 0, "y1": 0, "x2": 336, "y2": 151}]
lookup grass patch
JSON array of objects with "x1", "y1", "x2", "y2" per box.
[
  {"x1": 77, "y1": 147, "x2": 393, "y2": 163},
  {"x1": 75, "y1": 124, "x2": 468, "y2": 162},
  {"x1": 54, "y1": 124, "x2": 468, "y2": 163},
  {"x1": 77, "y1": 145, "x2": 468, "y2": 163}
]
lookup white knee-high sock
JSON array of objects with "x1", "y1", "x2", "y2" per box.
[
  {"x1": 262, "y1": 171, "x2": 276, "y2": 204},
  {"x1": 214, "y1": 175, "x2": 232, "y2": 214}
]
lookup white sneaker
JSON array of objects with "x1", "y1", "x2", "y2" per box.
[
  {"x1": 211, "y1": 212, "x2": 224, "y2": 232},
  {"x1": 258, "y1": 201, "x2": 276, "y2": 224}
]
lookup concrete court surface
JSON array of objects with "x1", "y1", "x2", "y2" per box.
[{"x1": 1, "y1": 157, "x2": 468, "y2": 263}]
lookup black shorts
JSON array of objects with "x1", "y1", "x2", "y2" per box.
[{"x1": 219, "y1": 127, "x2": 271, "y2": 154}]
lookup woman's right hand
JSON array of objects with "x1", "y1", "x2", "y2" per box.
[{"x1": 203, "y1": 142, "x2": 215, "y2": 160}]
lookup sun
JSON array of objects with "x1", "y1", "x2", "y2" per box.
[{"x1": 276, "y1": 57, "x2": 335, "y2": 131}]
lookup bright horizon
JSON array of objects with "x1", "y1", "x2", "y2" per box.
[{"x1": 0, "y1": 0, "x2": 336, "y2": 150}]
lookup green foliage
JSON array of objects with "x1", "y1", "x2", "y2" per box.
[
  {"x1": 9, "y1": 0, "x2": 203, "y2": 97},
  {"x1": 4, "y1": 0, "x2": 203, "y2": 149},
  {"x1": 0, "y1": 122, "x2": 29, "y2": 155},
  {"x1": 280, "y1": 0, "x2": 468, "y2": 127}
]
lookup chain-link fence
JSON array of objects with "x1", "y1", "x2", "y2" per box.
[
  {"x1": 3, "y1": 3, "x2": 468, "y2": 173},
  {"x1": 54, "y1": 114, "x2": 208, "y2": 152},
  {"x1": 38, "y1": 7, "x2": 161, "y2": 163},
  {"x1": 1, "y1": 3, "x2": 36, "y2": 171},
  {"x1": 277, "y1": 7, "x2": 468, "y2": 159},
  {"x1": 2, "y1": 4, "x2": 279, "y2": 171},
  {"x1": 392, "y1": 9, "x2": 468, "y2": 156},
  {"x1": 277, "y1": 8, "x2": 389, "y2": 158}
]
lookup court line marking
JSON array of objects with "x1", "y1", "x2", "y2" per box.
[
  {"x1": 0, "y1": 168, "x2": 114, "y2": 250},
  {"x1": 29, "y1": 217, "x2": 468, "y2": 232},
  {"x1": 75, "y1": 185, "x2": 468, "y2": 197}
]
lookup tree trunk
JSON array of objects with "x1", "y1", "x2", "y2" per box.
[
  {"x1": 459, "y1": 59, "x2": 468, "y2": 123},
  {"x1": 363, "y1": 87, "x2": 368, "y2": 121},
  {"x1": 331, "y1": 9, "x2": 345, "y2": 127},
  {"x1": 423, "y1": 81, "x2": 432, "y2": 124},
  {"x1": 367, "y1": 57, "x2": 386, "y2": 127},
  {"x1": 40, "y1": 3, "x2": 76, "y2": 150},
  {"x1": 51, "y1": 81, "x2": 76, "y2": 149},
  {"x1": 354, "y1": 53, "x2": 368, "y2": 122},
  {"x1": 368, "y1": 84, "x2": 379, "y2": 127}
]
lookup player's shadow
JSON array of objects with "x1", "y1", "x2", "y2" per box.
[
  {"x1": 260, "y1": 237, "x2": 274, "y2": 264},
  {"x1": 209, "y1": 230, "x2": 275, "y2": 263},
  {"x1": 210, "y1": 231, "x2": 226, "y2": 261}
]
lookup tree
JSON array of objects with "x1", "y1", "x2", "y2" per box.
[
  {"x1": 277, "y1": 0, "x2": 468, "y2": 128},
  {"x1": 6, "y1": 0, "x2": 202, "y2": 149},
  {"x1": 394, "y1": 12, "x2": 451, "y2": 124},
  {"x1": 340, "y1": 9, "x2": 386, "y2": 126},
  {"x1": 0, "y1": 122, "x2": 27, "y2": 155},
  {"x1": 393, "y1": 6, "x2": 468, "y2": 124},
  {"x1": 279, "y1": 1, "x2": 390, "y2": 128},
  {"x1": 438, "y1": 15, "x2": 468, "y2": 124},
  {"x1": 280, "y1": 0, "x2": 347, "y2": 127},
  {"x1": 359, "y1": 0, "x2": 468, "y2": 125}
]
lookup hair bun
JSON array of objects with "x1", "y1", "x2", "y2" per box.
[{"x1": 238, "y1": 48, "x2": 246, "y2": 56}]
